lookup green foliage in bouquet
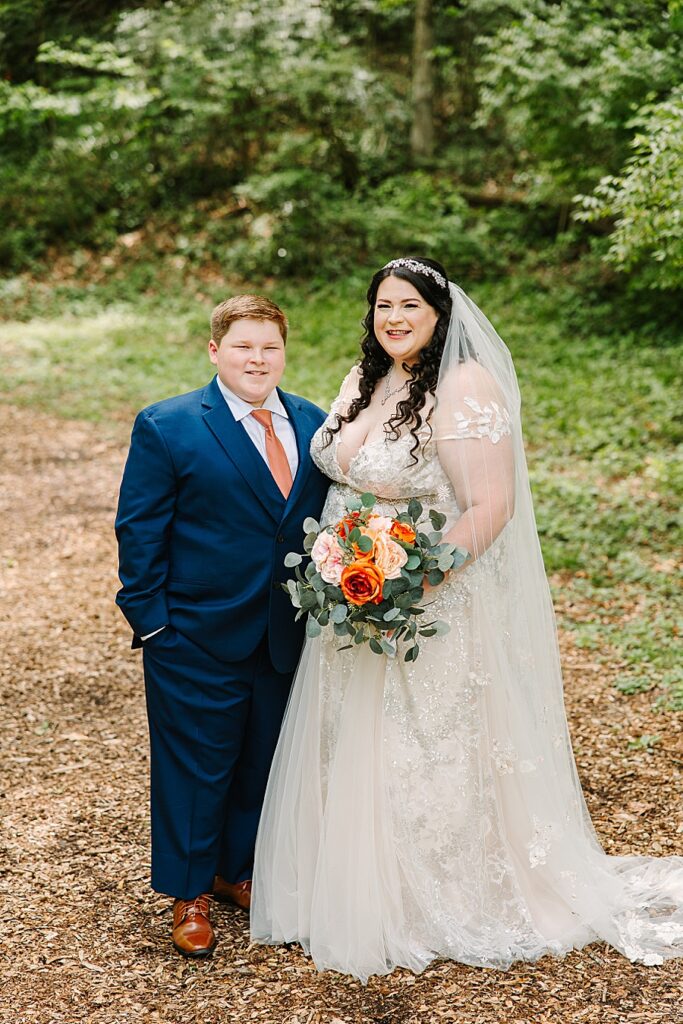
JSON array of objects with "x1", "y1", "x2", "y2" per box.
[{"x1": 282, "y1": 492, "x2": 470, "y2": 663}]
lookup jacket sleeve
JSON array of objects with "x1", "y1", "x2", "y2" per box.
[{"x1": 114, "y1": 410, "x2": 177, "y2": 638}]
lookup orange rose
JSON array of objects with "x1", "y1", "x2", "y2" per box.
[
  {"x1": 390, "y1": 521, "x2": 416, "y2": 544},
  {"x1": 337, "y1": 511, "x2": 361, "y2": 539},
  {"x1": 340, "y1": 560, "x2": 385, "y2": 606}
]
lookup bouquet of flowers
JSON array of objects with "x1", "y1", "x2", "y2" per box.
[{"x1": 283, "y1": 492, "x2": 469, "y2": 662}]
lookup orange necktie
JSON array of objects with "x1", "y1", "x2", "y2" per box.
[{"x1": 250, "y1": 409, "x2": 293, "y2": 499}]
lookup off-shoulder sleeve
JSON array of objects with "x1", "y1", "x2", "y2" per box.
[
  {"x1": 442, "y1": 396, "x2": 512, "y2": 444},
  {"x1": 434, "y1": 363, "x2": 516, "y2": 562},
  {"x1": 329, "y1": 364, "x2": 361, "y2": 417}
]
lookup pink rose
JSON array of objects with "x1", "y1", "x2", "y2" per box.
[
  {"x1": 311, "y1": 530, "x2": 345, "y2": 584},
  {"x1": 373, "y1": 533, "x2": 408, "y2": 580},
  {"x1": 365, "y1": 514, "x2": 394, "y2": 537}
]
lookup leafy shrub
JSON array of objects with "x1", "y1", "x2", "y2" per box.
[{"x1": 575, "y1": 90, "x2": 683, "y2": 291}]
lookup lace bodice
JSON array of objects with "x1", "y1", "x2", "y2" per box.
[
  {"x1": 309, "y1": 369, "x2": 512, "y2": 528},
  {"x1": 311, "y1": 419, "x2": 458, "y2": 516}
]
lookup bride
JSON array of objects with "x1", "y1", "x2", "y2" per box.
[{"x1": 250, "y1": 256, "x2": 683, "y2": 981}]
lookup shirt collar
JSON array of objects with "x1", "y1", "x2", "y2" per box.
[{"x1": 215, "y1": 375, "x2": 288, "y2": 423}]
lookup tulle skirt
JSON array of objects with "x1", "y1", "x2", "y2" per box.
[{"x1": 251, "y1": 568, "x2": 683, "y2": 983}]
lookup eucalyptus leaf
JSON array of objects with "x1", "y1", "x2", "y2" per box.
[
  {"x1": 284, "y1": 552, "x2": 303, "y2": 567},
  {"x1": 360, "y1": 492, "x2": 376, "y2": 508},
  {"x1": 369, "y1": 637, "x2": 383, "y2": 655},
  {"x1": 356, "y1": 534, "x2": 373, "y2": 553},
  {"x1": 311, "y1": 573, "x2": 326, "y2": 591},
  {"x1": 346, "y1": 496, "x2": 362, "y2": 512},
  {"x1": 429, "y1": 510, "x2": 447, "y2": 530},
  {"x1": 453, "y1": 546, "x2": 471, "y2": 568},
  {"x1": 408, "y1": 498, "x2": 423, "y2": 520},
  {"x1": 380, "y1": 639, "x2": 396, "y2": 657},
  {"x1": 303, "y1": 517, "x2": 320, "y2": 534},
  {"x1": 405, "y1": 554, "x2": 421, "y2": 570},
  {"x1": 306, "y1": 616, "x2": 322, "y2": 638},
  {"x1": 330, "y1": 604, "x2": 348, "y2": 623},
  {"x1": 383, "y1": 607, "x2": 401, "y2": 621},
  {"x1": 438, "y1": 553, "x2": 454, "y2": 572},
  {"x1": 428, "y1": 568, "x2": 445, "y2": 586},
  {"x1": 300, "y1": 591, "x2": 318, "y2": 611}
]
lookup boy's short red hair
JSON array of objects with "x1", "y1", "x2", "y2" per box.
[{"x1": 210, "y1": 295, "x2": 288, "y2": 345}]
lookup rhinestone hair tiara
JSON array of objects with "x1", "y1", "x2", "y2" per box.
[{"x1": 382, "y1": 258, "x2": 447, "y2": 290}]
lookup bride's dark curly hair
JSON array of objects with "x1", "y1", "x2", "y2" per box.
[{"x1": 324, "y1": 257, "x2": 452, "y2": 465}]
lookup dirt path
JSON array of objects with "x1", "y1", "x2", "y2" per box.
[{"x1": 0, "y1": 403, "x2": 681, "y2": 1024}]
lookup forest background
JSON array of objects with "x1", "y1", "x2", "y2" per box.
[{"x1": 1, "y1": 0, "x2": 681, "y2": 710}]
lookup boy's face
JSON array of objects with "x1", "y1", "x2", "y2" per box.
[{"x1": 208, "y1": 317, "x2": 286, "y2": 407}]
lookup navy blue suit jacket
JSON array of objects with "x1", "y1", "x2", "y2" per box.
[{"x1": 115, "y1": 375, "x2": 329, "y2": 673}]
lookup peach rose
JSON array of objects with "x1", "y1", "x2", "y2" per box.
[
  {"x1": 373, "y1": 532, "x2": 409, "y2": 579},
  {"x1": 390, "y1": 521, "x2": 417, "y2": 544},
  {"x1": 311, "y1": 530, "x2": 345, "y2": 584},
  {"x1": 340, "y1": 560, "x2": 384, "y2": 606},
  {"x1": 365, "y1": 514, "x2": 394, "y2": 536}
]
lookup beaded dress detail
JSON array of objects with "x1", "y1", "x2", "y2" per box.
[{"x1": 251, "y1": 372, "x2": 683, "y2": 983}]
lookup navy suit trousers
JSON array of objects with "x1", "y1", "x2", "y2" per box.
[{"x1": 142, "y1": 625, "x2": 292, "y2": 899}]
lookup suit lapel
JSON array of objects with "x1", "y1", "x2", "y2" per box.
[
  {"x1": 278, "y1": 388, "x2": 314, "y2": 517},
  {"x1": 202, "y1": 377, "x2": 285, "y2": 522}
]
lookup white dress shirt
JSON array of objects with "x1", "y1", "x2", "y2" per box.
[
  {"x1": 141, "y1": 378, "x2": 298, "y2": 641},
  {"x1": 216, "y1": 376, "x2": 299, "y2": 479}
]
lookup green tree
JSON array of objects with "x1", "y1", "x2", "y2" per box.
[
  {"x1": 575, "y1": 89, "x2": 683, "y2": 291},
  {"x1": 476, "y1": 0, "x2": 681, "y2": 201}
]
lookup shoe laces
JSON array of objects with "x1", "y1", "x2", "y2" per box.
[{"x1": 177, "y1": 894, "x2": 213, "y2": 922}]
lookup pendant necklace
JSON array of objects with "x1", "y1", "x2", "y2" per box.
[{"x1": 381, "y1": 368, "x2": 409, "y2": 407}]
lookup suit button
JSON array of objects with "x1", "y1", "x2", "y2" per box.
[{"x1": 277, "y1": 534, "x2": 285, "y2": 543}]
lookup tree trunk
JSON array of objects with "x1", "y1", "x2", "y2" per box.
[{"x1": 410, "y1": 0, "x2": 434, "y2": 162}]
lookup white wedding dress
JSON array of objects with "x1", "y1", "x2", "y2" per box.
[{"x1": 251, "y1": 373, "x2": 683, "y2": 983}]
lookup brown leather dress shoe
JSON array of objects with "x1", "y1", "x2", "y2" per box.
[
  {"x1": 213, "y1": 875, "x2": 252, "y2": 911},
  {"x1": 172, "y1": 894, "x2": 216, "y2": 958}
]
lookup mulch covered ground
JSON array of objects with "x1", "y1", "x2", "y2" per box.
[{"x1": 0, "y1": 403, "x2": 681, "y2": 1024}]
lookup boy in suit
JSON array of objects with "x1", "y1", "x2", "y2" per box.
[{"x1": 115, "y1": 295, "x2": 329, "y2": 957}]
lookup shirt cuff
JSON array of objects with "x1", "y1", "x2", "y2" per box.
[{"x1": 140, "y1": 626, "x2": 166, "y2": 641}]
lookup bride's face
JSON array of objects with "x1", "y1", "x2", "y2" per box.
[{"x1": 373, "y1": 276, "x2": 438, "y2": 366}]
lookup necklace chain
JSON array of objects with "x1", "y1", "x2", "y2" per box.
[{"x1": 381, "y1": 367, "x2": 409, "y2": 407}]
